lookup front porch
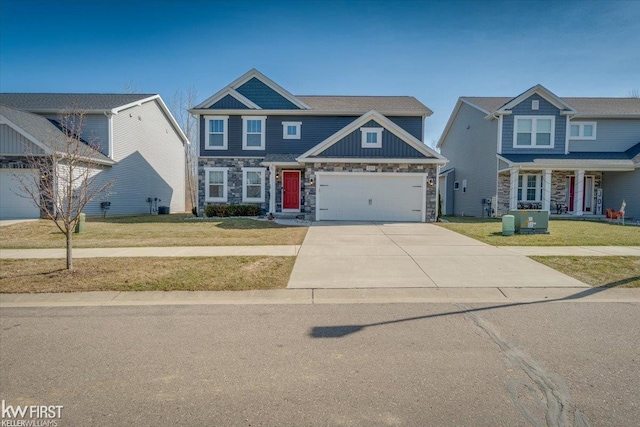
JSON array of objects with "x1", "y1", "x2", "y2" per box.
[{"x1": 498, "y1": 169, "x2": 604, "y2": 217}]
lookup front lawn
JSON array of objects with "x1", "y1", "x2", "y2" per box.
[
  {"x1": 0, "y1": 214, "x2": 308, "y2": 249},
  {"x1": 0, "y1": 256, "x2": 295, "y2": 293},
  {"x1": 531, "y1": 256, "x2": 640, "y2": 288},
  {"x1": 438, "y1": 217, "x2": 640, "y2": 246}
]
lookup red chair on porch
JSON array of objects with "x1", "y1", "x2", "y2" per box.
[{"x1": 606, "y1": 200, "x2": 626, "y2": 225}]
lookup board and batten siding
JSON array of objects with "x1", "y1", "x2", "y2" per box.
[
  {"x1": 602, "y1": 169, "x2": 640, "y2": 219},
  {"x1": 315, "y1": 120, "x2": 426, "y2": 158},
  {"x1": 569, "y1": 119, "x2": 640, "y2": 152},
  {"x1": 0, "y1": 124, "x2": 45, "y2": 155},
  {"x1": 83, "y1": 100, "x2": 186, "y2": 216},
  {"x1": 440, "y1": 102, "x2": 499, "y2": 217},
  {"x1": 235, "y1": 77, "x2": 300, "y2": 109},
  {"x1": 199, "y1": 115, "x2": 423, "y2": 157},
  {"x1": 43, "y1": 113, "x2": 110, "y2": 156},
  {"x1": 501, "y1": 94, "x2": 567, "y2": 155}
]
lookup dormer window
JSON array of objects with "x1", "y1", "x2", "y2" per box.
[
  {"x1": 360, "y1": 127, "x2": 383, "y2": 148},
  {"x1": 282, "y1": 121, "x2": 301, "y2": 139}
]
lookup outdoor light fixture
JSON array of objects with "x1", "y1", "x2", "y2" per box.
[
  {"x1": 309, "y1": 178, "x2": 314, "y2": 186},
  {"x1": 276, "y1": 173, "x2": 280, "y2": 180},
  {"x1": 428, "y1": 178, "x2": 434, "y2": 187}
]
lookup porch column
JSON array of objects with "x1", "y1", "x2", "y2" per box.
[
  {"x1": 509, "y1": 168, "x2": 519, "y2": 211},
  {"x1": 543, "y1": 169, "x2": 552, "y2": 212},
  {"x1": 575, "y1": 169, "x2": 585, "y2": 216},
  {"x1": 269, "y1": 164, "x2": 276, "y2": 214}
]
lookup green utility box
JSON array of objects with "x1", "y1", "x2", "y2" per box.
[
  {"x1": 508, "y1": 210, "x2": 549, "y2": 234},
  {"x1": 502, "y1": 215, "x2": 515, "y2": 236},
  {"x1": 75, "y1": 213, "x2": 86, "y2": 233}
]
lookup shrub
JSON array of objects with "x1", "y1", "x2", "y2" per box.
[
  {"x1": 191, "y1": 206, "x2": 198, "y2": 217},
  {"x1": 204, "y1": 204, "x2": 260, "y2": 217}
]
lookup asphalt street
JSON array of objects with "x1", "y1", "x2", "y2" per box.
[{"x1": 1, "y1": 302, "x2": 638, "y2": 426}]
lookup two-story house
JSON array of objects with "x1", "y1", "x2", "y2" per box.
[
  {"x1": 190, "y1": 69, "x2": 446, "y2": 222},
  {"x1": 437, "y1": 85, "x2": 640, "y2": 219},
  {"x1": 0, "y1": 93, "x2": 188, "y2": 218}
]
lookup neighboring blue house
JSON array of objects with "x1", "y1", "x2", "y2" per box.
[
  {"x1": 190, "y1": 69, "x2": 446, "y2": 222},
  {"x1": 437, "y1": 85, "x2": 640, "y2": 219}
]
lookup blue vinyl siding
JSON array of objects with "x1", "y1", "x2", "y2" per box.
[
  {"x1": 314, "y1": 120, "x2": 427, "y2": 158},
  {"x1": 200, "y1": 115, "x2": 424, "y2": 157},
  {"x1": 235, "y1": 78, "x2": 300, "y2": 109},
  {"x1": 208, "y1": 94, "x2": 250, "y2": 109},
  {"x1": 501, "y1": 94, "x2": 566, "y2": 155}
]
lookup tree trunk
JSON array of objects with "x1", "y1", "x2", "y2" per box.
[{"x1": 66, "y1": 229, "x2": 73, "y2": 270}]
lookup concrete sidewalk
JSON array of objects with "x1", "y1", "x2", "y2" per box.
[
  {"x1": 1, "y1": 287, "x2": 638, "y2": 308},
  {"x1": 0, "y1": 245, "x2": 300, "y2": 259}
]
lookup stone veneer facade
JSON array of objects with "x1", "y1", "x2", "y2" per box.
[
  {"x1": 497, "y1": 170, "x2": 603, "y2": 215},
  {"x1": 198, "y1": 158, "x2": 439, "y2": 221}
]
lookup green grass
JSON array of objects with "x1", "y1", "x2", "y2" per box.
[
  {"x1": 0, "y1": 256, "x2": 296, "y2": 293},
  {"x1": 531, "y1": 256, "x2": 640, "y2": 288},
  {"x1": 438, "y1": 217, "x2": 640, "y2": 246},
  {"x1": 0, "y1": 214, "x2": 308, "y2": 249}
]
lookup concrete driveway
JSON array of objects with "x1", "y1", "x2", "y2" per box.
[{"x1": 287, "y1": 222, "x2": 587, "y2": 289}]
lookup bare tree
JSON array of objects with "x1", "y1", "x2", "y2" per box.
[
  {"x1": 170, "y1": 87, "x2": 199, "y2": 213},
  {"x1": 629, "y1": 89, "x2": 639, "y2": 98},
  {"x1": 14, "y1": 110, "x2": 114, "y2": 270}
]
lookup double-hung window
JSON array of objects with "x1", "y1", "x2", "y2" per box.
[
  {"x1": 242, "y1": 116, "x2": 266, "y2": 150},
  {"x1": 206, "y1": 116, "x2": 228, "y2": 150},
  {"x1": 514, "y1": 116, "x2": 554, "y2": 148},
  {"x1": 360, "y1": 127, "x2": 383, "y2": 148},
  {"x1": 204, "y1": 167, "x2": 228, "y2": 202},
  {"x1": 569, "y1": 122, "x2": 596, "y2": 140},
  {"x1": 242, "y1": 167, "x2": 266, "y2": 202},
  {"x1": 517, "y1": 174, "x2": 543, "y2": 202},
  {"x1": 282, "y1": 121, "x2": 301, "y2": 139}
]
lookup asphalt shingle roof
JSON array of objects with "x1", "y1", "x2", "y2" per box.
[
  {"x1": 462, "y1": 96, "x2": 640, "y2": 116},
  {"x1": 296, "y1": 96, "x2": 432, "y2": 115},
  {"x1": 0, "y1": 93, "x2": 155, "y2": 111},
  {"x1": 0, "y1": 104, "x2": 113, "y2": 164}
]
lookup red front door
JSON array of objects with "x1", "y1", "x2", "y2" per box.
[{"x1": 282, "y1": 171, "x2": 300, "y2": 210}]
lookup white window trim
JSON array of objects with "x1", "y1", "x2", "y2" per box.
[
  {"x1": 568, "y1": 121, "x2": 597, "y2": 140},
  {"x1": 513, "y1": 115, "x2": 555, "y2": 149},
  {"x1": 531, "y1": 100, "x2": 539, "y2": 110},
  {"x1": 360, "y1": 127, "x2": 383, "y2": 148},
  {"x1": 242, "y1": 116, "x2": 266, "y2": 150},
  {"x1": 204, "y1": 167, "x2": 228, "y2": 202},
  {"x1": 282, "y1": 121, "x2": 302, "y2": 140},
  {"x1": 517, "y1": 173, "x2": 543, "y2": 202},
  {"x1": 242, "y1": 167, "x2": 266, "y2": 203},
  {"x1": 205, "y1": 116, "x2": 228, "y2": 150}
]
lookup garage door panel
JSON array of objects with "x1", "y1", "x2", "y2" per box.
[
  {"x1": 0, "y1": 169, "x2": 40, "y2": 219},
  {"x1": 317, "y1": 174, "x2": 425, "y2": 222}
]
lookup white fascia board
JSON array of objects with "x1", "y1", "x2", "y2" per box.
[
  {"x1": 298, "y1": 110, "x2": 446, "y2": 161},
  {"x1": 193, "y1": 87, "x2": 261, "y2": 110},
  {"x1": 297, "y1": 157, "x2": 447, "y2": 165},
  {"x1": 0, "y1": 114, "x2": 53, "y2": 154},
  {"x1": 497, "y1": 84, "x2": 577, "y2": 114},
  {"x1": 572, "y1": 113, "x2": 640, "y2": 119},
  {"x1": 502, "y1": 159, "x2": 635, "y2": 171},
  {"x1": 115, "y1": 95, "x2": 189, "y2": 145}
]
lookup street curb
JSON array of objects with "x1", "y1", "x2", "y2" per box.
[{"x1": 1, "y1": 287, "x2": 638, "y2": 308}]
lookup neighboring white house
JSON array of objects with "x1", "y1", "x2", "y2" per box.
[{"x1": 0, "y1": 94, "x2": 188, "y2": 218}]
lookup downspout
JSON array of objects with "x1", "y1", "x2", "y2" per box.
[
  {"x1": 104, "y1": 111, "x2": 114, "y2": 159},
  {"x1": 434, "y1": 164, "x2": 440, "y2": 221}
]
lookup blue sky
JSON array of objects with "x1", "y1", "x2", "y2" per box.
[{"x1": 1, "y1": 0, "x2": 639, "y2": 145}]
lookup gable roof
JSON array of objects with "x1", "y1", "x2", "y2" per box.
[
  {"x1": 0, "y1": 105, "x2": 114, "y2": 165},
  {"x1": 496, "y1": 84, "x2": 577, "y2": 115},
  {"x1": 195, "y1": 69, "x2": 311, "y2": 110},
  {"x1": 0, "y1": 93, "x2": 155, "y2": 112},
  {"x1": 297, "y1": 110, "x2": 445, "y2": 163},
  {"x1": 0, "y1": 93, "x2": 189, "y2": 145}
]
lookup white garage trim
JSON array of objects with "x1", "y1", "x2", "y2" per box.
[{"x1": 315, "y1": 172, "x2": 427, "y2": 222}]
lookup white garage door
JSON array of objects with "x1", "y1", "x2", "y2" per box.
[
  {"x1": 316, "y1": 173, "x2": 425, "y2": 222},
  {"x1": 0, "y1": 169, "x2": 40, "y2": 219}
]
